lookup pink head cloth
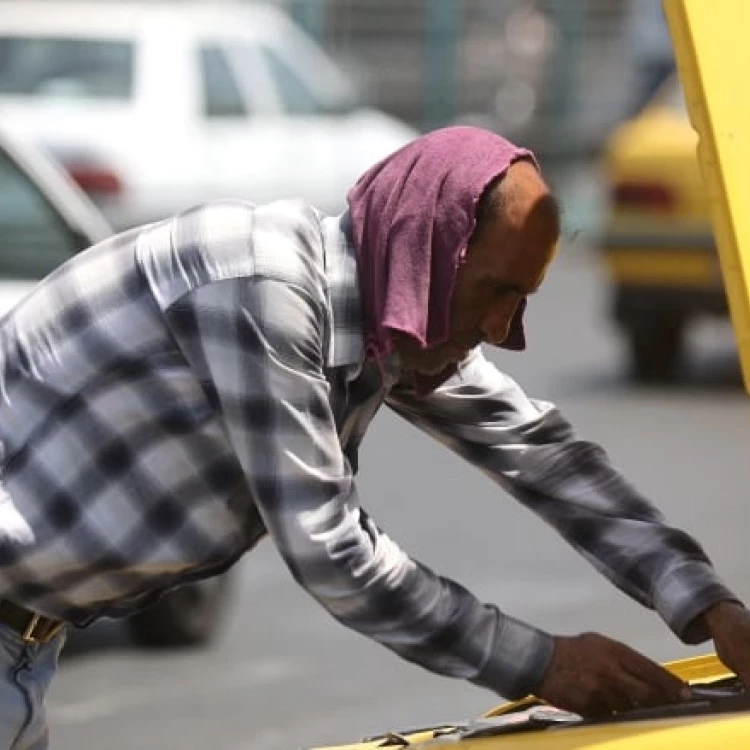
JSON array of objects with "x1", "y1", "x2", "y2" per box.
[{"x1": 346, "y1": 126, "x2": 534, "y2": 392}]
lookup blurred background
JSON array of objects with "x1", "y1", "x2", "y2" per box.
[
  {"x1": 285, "y1": 0, "x2": 657, "y2": 153},
  {"x1": 0, "y1": 1, "x2": 748, "y2": 749}
]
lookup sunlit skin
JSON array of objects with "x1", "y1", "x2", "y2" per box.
[{"x1": 392, "y1": 160, "x2": 560, "y2": 374}]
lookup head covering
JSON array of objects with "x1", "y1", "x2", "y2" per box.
[{"x1": 346, "y1": 125, "x2": 534, "y2": 391}]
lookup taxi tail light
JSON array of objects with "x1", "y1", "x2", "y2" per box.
[
  {"x1": 613, "y1": 182, "x2": 676, "y2": 212},
  {"x1": 64, "y1": 162, "x2": 122, "y2": 196}
]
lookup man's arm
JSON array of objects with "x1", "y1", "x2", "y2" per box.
[
  {"x1": 386, "y1": 347, "x2": 747, "y2": 712},
  {"x1": 387, "y1": 347, "x2": 739, "y2": 641},
  {"x1": 169, "y1": 277, "x2": 554, "y2": 700}
]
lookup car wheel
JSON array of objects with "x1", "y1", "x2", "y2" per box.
[
  {"x1": 127, "y1": 574, "x2": 233, "y2": 649},
  {"x1": 626, "y1": 315, "x2": 686, "y2": 383}
]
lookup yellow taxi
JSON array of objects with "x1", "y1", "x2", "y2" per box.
[
  {"x1": 309, "y1": 654, "x2": 750, "y2": 750},
  {"x1": 600, "y1": 76, "x2": 724, "y2": 383}
]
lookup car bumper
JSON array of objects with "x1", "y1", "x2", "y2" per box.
[
  {"x1": 602, "y1": 230, "x2": 727, "y2": 320},
  {"x1": 602, "y1": 230, "x2": 721, "y2": 290},
  {"x1": 613, "y1": 285, "x2": 728, "y2": 325}
]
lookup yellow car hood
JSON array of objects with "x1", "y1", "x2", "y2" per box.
[{"x1": 310, "y1": 655, "x2": 750, "y2": 750}]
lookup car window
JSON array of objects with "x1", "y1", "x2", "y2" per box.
[
  {"x1": 199, "y1": 45, "x2": 248, "y2": 118},
  {"x1": 0, "y1": 148, "x2": 80, "y2": 279},
  {"x1": 0, "y1": 36, "x2": 133, "y2": 100},
  {"x1": 257, "y1": 44, "x2": 324, "y2": 116}
]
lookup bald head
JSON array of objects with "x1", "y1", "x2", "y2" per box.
[{"x1": 474, "y1": 159, "x2": 561, "y2": 250}]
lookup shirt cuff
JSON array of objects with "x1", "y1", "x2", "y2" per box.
[
  {"x1": 469, "y1": 608, "x2": 555, "y2": 700},
  {"x1": 653, "y1": 562, "x2": 742, "y2": 644}
]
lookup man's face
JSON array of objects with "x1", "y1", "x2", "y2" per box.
[{"x1": 392, "y1": 162, "x2": 559, "y2": 375}]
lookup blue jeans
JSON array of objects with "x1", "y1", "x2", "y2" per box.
[{"x1": 0, "y1": 624, "x2": 65, "y2": 750}]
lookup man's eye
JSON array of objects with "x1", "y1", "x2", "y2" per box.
[
  {"x1": 495, "y1": 285, "x2": 525, "y2": 298},
  {"x1": 492, "y1": 285, "x2": 513, "y2": 296}
]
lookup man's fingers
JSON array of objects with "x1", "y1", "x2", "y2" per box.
[
  {"x1": 619, "y1": 648, "x2": 689, "y2": 703},
  {"x1": 730, "y1": 664, "x2": 750, "y2": 691},
  {"x1": 611, "y1": 669, "x2": 682, "y2": 711},
  {"x1": 703, "y1": 601, "x2": 750, "y2": 691},
  {"x1": 558, "y1": 684, "x2": 612, "y2": 717},
  {"x1": 598, "y1": 680, "x2": 637, "y2": 715},
  {"x1": 737, "y1": 662, "x2": 750, "y2": 686},
  {"x1": 537, "y1": 633, "x2": 694, "y2": 718}
]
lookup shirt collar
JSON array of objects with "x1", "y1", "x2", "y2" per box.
[{"x1": 321, "y1": 210, "x2": 364, "y2": 370}]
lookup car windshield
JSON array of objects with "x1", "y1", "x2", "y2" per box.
[{"x1": 0, "y1": 36, "x2": 134, "y2": 100}]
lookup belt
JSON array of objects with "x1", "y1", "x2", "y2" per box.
[{"x1": 0, "y1": 599, "x2": 64, "y2": 644}]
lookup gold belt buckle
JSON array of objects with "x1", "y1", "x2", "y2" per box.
[
  {"x1": 22, "y1": 613, "x2": 63, "y2": 644},
  {"x1": 22, "y1": 613, "x2": 42, "y2": 643}
]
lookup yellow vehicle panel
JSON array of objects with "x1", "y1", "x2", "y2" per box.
[
  {"x1": 663, "y1": 0, "x2": 750, "y2": 394},
  {"x1": 598, "y1": 66, "x2": 724, "y2": 382},
  {"x1": 446, "y1": 716, "x2": 750, "y2": 750},
  {"x1": 604, "y1": 100, "x2": 706, "y2": 220},
  {"x1": 311, "y1": 655, "x2": 750, "y2": 749},
  {"x1": 314, "y1": 717, "x2": 750, "y2": 750},
  {"x1": 604, "y1": 248, "x2": 718, "y2": 288}
]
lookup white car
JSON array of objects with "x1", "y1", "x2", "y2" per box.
[
  {"x1": 0, "y1": 119, "x2": 110, "y2": 310},
  {"x1": 0, "y1": 118, "x2": 233, "y2": 648},
  {"x1": 0, "y1": 1, "x2": 419, "y2": 230}
]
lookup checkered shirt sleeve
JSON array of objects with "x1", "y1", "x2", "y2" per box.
[{"x1": 386, "y1": 347, "x2": 740, "y2": 695}]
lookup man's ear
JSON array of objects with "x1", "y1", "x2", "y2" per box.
[{"x1": 526, "y1": 191, "x2": 562, "y2": 249}]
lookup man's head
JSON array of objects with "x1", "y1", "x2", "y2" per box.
[
  {"x1": 392, "y1": 159, "x2": 560, "y2": 374},
  {"x1": 347, "y1": 125, "x2": 559, "y2": 387}
]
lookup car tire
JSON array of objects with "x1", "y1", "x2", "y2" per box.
[
  {"x1": 626, "y1": 315, "x2": 686, "y2": 383},
  {"x1": 127, "y1": 574, "x2": 233, "y2": 649}
]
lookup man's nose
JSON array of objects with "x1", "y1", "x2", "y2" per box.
[{"x1": 480, "y1": 296, "x2": 522, "y2": 345}]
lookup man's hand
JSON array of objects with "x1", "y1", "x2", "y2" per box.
[
  {"x1": 703, "y1": 600, "x2": 750, "y2": 688},
  {"x1": 536, "y1": 632, "x2": 690, "y2": 717}
]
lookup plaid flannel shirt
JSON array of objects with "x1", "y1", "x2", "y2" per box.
[{"x1": 0, "y1": 199, "x2": 736, "y2": 698}]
